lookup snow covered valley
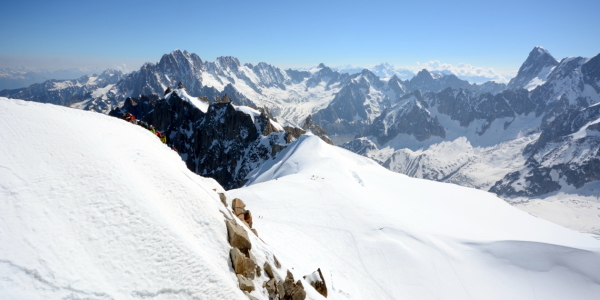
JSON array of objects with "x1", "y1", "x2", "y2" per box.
[{"x1": 2, "y1": 98, "x2": 600, "y2": 299}]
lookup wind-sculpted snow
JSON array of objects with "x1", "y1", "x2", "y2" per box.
[
  {"x1": 231, "y1": 134, "x2": 600, "y2": 300},
  {"x1": 0, "y1": 98, "x2": 252, "y2": 299}
]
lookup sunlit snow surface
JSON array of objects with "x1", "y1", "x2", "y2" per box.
[
  {"x1": 3, "y1": 98, "x2": 600, "y2": 300},
  {"x1": 0, "y1": 98, "x2": 248, "y2": 299},
  {"x1": 231, "y1": 134, "x2": 600, "y2": 300}
]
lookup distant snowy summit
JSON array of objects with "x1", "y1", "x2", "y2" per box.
[{"x1": 506, "y1": 46, "x2": 559, "y2": 91}]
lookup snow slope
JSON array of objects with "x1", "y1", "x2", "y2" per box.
[
  {"x1": 230, "y1": 134, "x2": 600, "y2": 300},
  {"x1": 0, "y1": 98, "x2": 257, "y2": 299}
]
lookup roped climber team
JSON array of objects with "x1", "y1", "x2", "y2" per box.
[{"x1": 120, "y1": 112, "x2": 176, "y2": 152}]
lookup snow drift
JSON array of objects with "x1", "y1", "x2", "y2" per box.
[{"x1": 230, "y1": 133, "x2": 600, "y2": 300}]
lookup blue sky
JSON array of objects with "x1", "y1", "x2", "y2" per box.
[{"x1": 1, "y1": 0, "x2": 598, "y2": 78}]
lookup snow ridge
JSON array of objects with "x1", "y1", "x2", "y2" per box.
[{"x1": 232, "y1": 134, "x2": 600, "y2": 300}]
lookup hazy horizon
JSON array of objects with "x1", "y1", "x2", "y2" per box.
[{"x1": 1, "y1": 0, "x2": 598, "y2": 83}]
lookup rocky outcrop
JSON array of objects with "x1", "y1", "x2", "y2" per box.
[
  {"x1": 225, "y1": 220, "x2": 252, "y2": 253},
  {"x1": 218, "y1": 193, "x2": 227, "y2": 206},
  {"x1": 230, "y1": 247, "x2": 257, "y2": 279},
  {"x1": 222, "y1": 194, "x2": 307, "y2": 300},
  {"x1": 110, "y1": 88, "x2": 289, "y2": 189},
  {"x1": 264, "y1": 262, "x2": 275, "y2": 279},
  {"x1": 232, "y1": 198, "x2": 255, "y2": 229},
  {"x1": 237, "y1": 274, "x2": 255, "y2": 292},
  {"x1": 301, "y1": 115, "x2": 333, "y2": 145},
  {"x1": 263, "y1": 271, "x2": 307, "y2": 300},
  {"x1": 304, "y1": 268, "x2": 327, "y2": 298},
  {"x1": 232, "y1": 198, "x2": 247, "y2": 217},
  {"x1": 283, "y1": 271, "x2": 306, "y2": 300}
]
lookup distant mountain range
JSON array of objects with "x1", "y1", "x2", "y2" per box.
[
  {"x1": 2, "y1": 46, "x2": 600, "y2": 233},
  {"x1": 0, "y1": 50, "x2": 507, "y2": 134},
  {"x1": 340, "y1": 47, "x2": 600, "y2": 233}
]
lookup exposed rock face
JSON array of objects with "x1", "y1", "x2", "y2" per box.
[
  {"x1": 230, "y1": 247, "x2": 256, "y2": 279},
  {"x1": 264, "y1": 262, "x2": 275, "y2": 279},
  {"x1": 225, "y1": 220, "x2": 252, "y2": 253},
  {"x1": 506, "y1": 46, "x2": 559, "y2": 90},
  {"x1": 301, "y1": 115, "x2": 333, "y2": 145},
  {"x1": 490, "y1": 102, "x2": 600, "y2": 197},
  {"x1": 303, "y1": 268, "x2": 327, "y2": 298},
  {"x1": 232, "y1": 198, "x2": 247, "y2": 216},
  {"x1": 244, "y1": 210, "x2": 253, "y2": 228},
  {"x1": 369, "y1": 91, "x2": 445, "y2": 144},
  {"x1": 264, "y1": 278, "x2": 278, "y2": 298},
  {"x1": 273, "y1": 256, "x2": 281, "y2": 269},
  {"x1": 237, "y1": 274, "x2": 255, "y2": 292},
  {"x1": 111, "y1": 87, "x2": 334, "y2": 189},
  {"x1": 218, "y1": 193, "x2": 227, "y2": 206},
  {"x1": 283, "y1": 271, "x2": 306, "y2": 300},
  {"x1": 232, "y1": 198, "x2": 254, "y2": 228},
  {"x1": 110, "y1": 89, "x2": 289, "y2": 189}
]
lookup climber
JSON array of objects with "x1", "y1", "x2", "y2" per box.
[
  {"x1": 149, "y1": 125, "x2": 156, "y2": 134},
  {"x1": 156, "y1": 131, "x2": 167, "y2": 144},
  {"x1": 123, "y1": 112, "x2": 135, "y2": 122},
  {"x1": 139, "y1": 121, "x2": 149, "y2": 129}
]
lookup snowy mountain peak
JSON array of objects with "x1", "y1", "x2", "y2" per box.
[
  {"x1": 527, "y1": 46, "x2": 557, "y2": 63},
  {"x1": 507, "y1": 46, "x2": 559, "y2": 90},
  {"x1": 317, "y1": 63, "x2": 327, "y2": 68},
  {"x1": 533, "y1": 45, "x2": 551, "y2": 55}
]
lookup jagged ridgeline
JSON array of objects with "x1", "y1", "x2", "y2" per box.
[{"x1": 110, "y1": 84, "x2": 332, "y2": 189}]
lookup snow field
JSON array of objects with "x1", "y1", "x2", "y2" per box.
[
  {"x1": 231, "y1": 134, "x2": 600, "y2": 300},
  {"x1": 0, "y1": 98, "x2": 247, "y2": 299}
]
